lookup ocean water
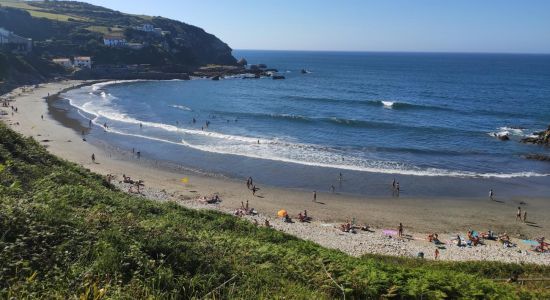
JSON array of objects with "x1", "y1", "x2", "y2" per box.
[{"x1": 59, "y1": 51, "x2": 550, "y2": 197}]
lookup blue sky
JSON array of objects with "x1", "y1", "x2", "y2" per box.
[{"x1": 85, "y1": 0, "x2": 550, "y2": 54}]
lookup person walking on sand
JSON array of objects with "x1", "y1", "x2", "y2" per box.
[
  {"x1": 339, "y1": 172, "x2": 343, "y2": 182},
  {"x1": 392, "y1": 178, "x2": 396, "y2": 189},
  {"x1": 395, "y1": 182, "x2": 400, "y2": 196},
  {"x1": 434, "y1": 248, "x2": 440, "y2": 260},
  {"x1": 523, "y1": 211, "x2": 527, "y2": 223},
  {"x1": 41, "y1": 114, "x2": 43, "y2": 120},
  {"x1": 252, "y1": 185, "x2": 258, "y2": 196},
  {"x1": 516, "y1": 207, "x2": 522, "y2": 221},
  {"x1": 489, "y1": 189, "x2": 494, "y2": 201},
  {"x1": 330, "y1": 185, "x2": 335, "y2": 193},
  {"x1": 398, "y1": 222, "x2": 403, "y2": 237},
  {"x1": 91, "y1": 153, "x2": 95, "y2": 163},
  {"x1": 313, "y1": 191, "x2": 317, "y2": 202}
]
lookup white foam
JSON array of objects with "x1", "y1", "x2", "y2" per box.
[
  {"x1": 169, "y1": 104, "x2": 192, "y2": 111},
  {"x1": 62, "y1": 86, "x2": 550, "y2": 179},
  {"x1": 381, "y1": 101, "x2": 395, "y2": 108}
]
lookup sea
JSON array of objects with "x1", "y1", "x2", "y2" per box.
[{"x1": 56, "y1": 51, "x2": 550, "y2": 198}]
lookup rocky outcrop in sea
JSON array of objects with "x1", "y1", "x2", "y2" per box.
[{"x1": 522, "y1": 125, "x2": 550, "y2": 145}]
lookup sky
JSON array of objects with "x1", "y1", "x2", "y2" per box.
[{"x1": 84, "y1": 0, "x2": 550, "y2": 54}]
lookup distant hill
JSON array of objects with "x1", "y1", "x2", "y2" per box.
[{"x1": 0, "y1": 0, "x2": 236, "y2": 67}]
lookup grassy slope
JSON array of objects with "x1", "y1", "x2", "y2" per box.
[
  {"x1": 0, "y1": 122, "x2": 548, "y2": 299},
  {"x1": 0, "y1": 0, "x2": 87, "y2": 21}
]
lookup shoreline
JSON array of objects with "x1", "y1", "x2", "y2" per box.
[{"x1": 1, "y1": 80, "x2": 549, "y2": 265}]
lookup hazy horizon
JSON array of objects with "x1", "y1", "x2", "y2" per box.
[{"x1": 82, "y1": 0, "x2": 550, "y2": 54}]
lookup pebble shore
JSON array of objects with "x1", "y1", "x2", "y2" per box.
[{"x1": 115, "y1": 181, "x2": 550, "y2": 266}]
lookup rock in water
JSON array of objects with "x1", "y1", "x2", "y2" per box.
[
  {"x1": 498, "y1": 134, "x2": 510, "y2": 141},
  {"x1": 237, "y1": 58, "x2": 248, "y2": 66},
  {"x1": 521, "y1": 125, "x2": 550, "y2": 145},
  {"x1": 524, "y1": 154, "x2": 550, "y2": 162}
]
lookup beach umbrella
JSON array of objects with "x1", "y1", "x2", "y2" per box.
[{"x1": 277, "y1": 210, "x2": 287, "y2": 218}]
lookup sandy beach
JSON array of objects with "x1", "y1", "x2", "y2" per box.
[{"x1": 1, "y1": 80, "x2": 549, "y2": 265}]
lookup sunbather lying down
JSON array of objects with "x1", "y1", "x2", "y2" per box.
[{"x1": 199, "y1": 194, "x2": 222, "y2": 204}]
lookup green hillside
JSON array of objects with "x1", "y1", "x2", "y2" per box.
[
  {"x1": 0, "y1": 124, "x2": 549, "y2": 298},
  {"x1": 0, "y1": 0, "x2": 236, "y2": 67}
]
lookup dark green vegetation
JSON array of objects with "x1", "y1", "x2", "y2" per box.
[
  {"x1": 1, "y1": 126, "x2": 549, "y2": 298},
  {"x1": 0, "y1": 0, "x2": 235, "y2": 67},
  {"x1": 0, "y1": 51, "x2": 63, "y2": 93}
]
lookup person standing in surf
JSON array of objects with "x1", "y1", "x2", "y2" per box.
[
  {"x1": 313, "y1": 191, "x2": 317, "y2": 202},
  {"x1": 489, "y1": 189, "x2": 494, "y2": 201}
]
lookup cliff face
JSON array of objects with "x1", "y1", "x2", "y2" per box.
[{"x1": 0, "y1": 1, "x2": 236, "y2": 67}]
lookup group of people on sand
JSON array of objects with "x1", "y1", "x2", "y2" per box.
[
  {"x1": 121, "y1": 174, "x2": 144, "y2": 194},
  {"x1": 516, "y1": 206, "x2": 528, "y2": 222},
  {"x1": 234, "y1": 200, "x2": 255, "y2": 216},
  {"x1": 392, "y1": 178, "x2": 400, "y2": 196},
  {"x1": 246, "y1": 177, "x2": 260, "y2": 196}
]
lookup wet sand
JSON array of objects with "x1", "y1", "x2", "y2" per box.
[{"x1": 2, "y1": 81, "x2": 549, "y2": 264}]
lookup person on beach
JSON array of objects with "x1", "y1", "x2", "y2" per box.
[
  {"x1": 489, "y1": 189, "x2": 494, "y2": 201},
  {"x1": 313, "y1": 191, "x2": 317, "y2": 202},
  {"x1": 41, "y1": 114, "x2": 43, "y2": 120},
  {"x1": 246, "y1": 178, "x2": 251, "y2": 189},
  {"x1": 395, "y1": 182, "x2": 400, "y2": 196},
  {"x1": 252, "y1": 185, "x2": 258, "y2": 196},
  {"x1": 89, "y1": 120, "x2": 92, "y2": 127},
  {"x1": 434, "y1": 248, "x2": 440, "y2": 260},
  {"x1": 392, "y1": 178, "x2": 396, "y2": 189},
  {"x1": 91, "y1": 153, "x2": 95, "y2": 162},
  {"x1": 523, "y1": 211, "x2": 527, "y2": 223},
  {"x1": 516, "y1": 207, "x2": 522, "y2": 221},
  {"x1": 398, "y1": 223, "x2": 403, "y2": 237},
  {"x1": 330, "y1": 185, "x2": 335, "y2": 193},
  {"x1": 137, "y1": 151, "x2": 141, "y2": 159},
  {"x1": 264, "y1": 219, "x2": 271, "y2": 227}
]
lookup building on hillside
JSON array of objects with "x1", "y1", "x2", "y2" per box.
[
  {"x1": 103, "y1": 35, "x2": 127, "y2": 47},
  {"x1": 0, "y1": 27, "x2": 32, "y2": 53},
  {"x1": 52, "y1": 58, "x2": 73, "y2": 69},
  {"x1": 73, "y1": 56, "x2": 92, "y2": 69},
  {"x1": 153, "y1": 28, "x2": 163, "y2": 36},
  {"x1": 127, "y1": 43, "x2": 145, "y2": 50},
  {"x1": 135, "y1": 24, "x2": 155, "y2": 32}
]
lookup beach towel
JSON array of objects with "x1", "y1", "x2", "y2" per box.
[
  {"x1": 383, "y1": 229, "x2": 398, "y2": 236},
  {"x1": 521, "y1": 240, "x2": 539, "y2": 246}
]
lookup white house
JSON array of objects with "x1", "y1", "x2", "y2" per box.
[
  {"x1": 103, "y1": 35, "x2": 127, "y2": 47},
  {"x1": 52, "y1": 58, "x2": 72, "y2": 68},
  {"x1": 136, "y1": 24, "x2": 154, "y2": 32},
  {"x1": 73, "y1": 56, "x2": 92, "y2": 69}
]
